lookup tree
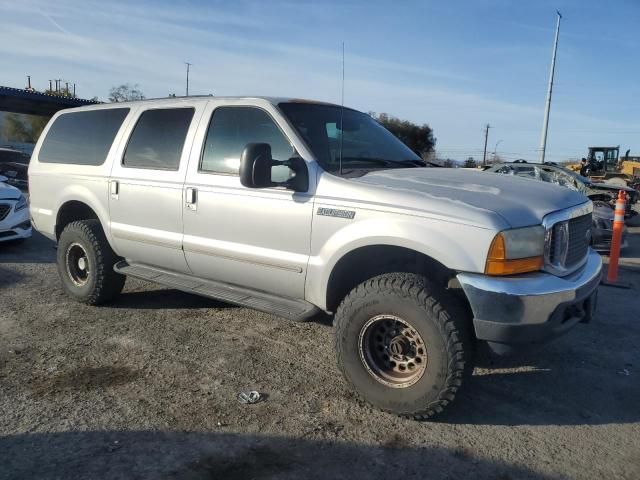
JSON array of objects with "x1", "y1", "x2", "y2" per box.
[
  {"x1": 370, "y1": 112, "x2": 436, "y2": 158},
  {"x1": 25, "y1": 115, "x2": 49, "y2": 142},
  {"x1": 2, "y1": 113, "x2": 50, "y2": 144},
  {"x1": 463, "y1": 157, "x2": 477, "y2": 168},
  {"x1": 442, "y1": 158, "x2": 455, "y2": 168},
  {"x1": 108, "y1": 84, "x2": 145, "y2": 103},
  {"x1": 3, "y1": 114, "x2": 31, "y2": 142}
]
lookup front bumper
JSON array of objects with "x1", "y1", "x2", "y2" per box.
[
  {"x1": 457, "y1": 250, "x2": 602, "y2": 353},
  {"x1": 0, "y1": 204, "x2": 32, "y2": 242}
]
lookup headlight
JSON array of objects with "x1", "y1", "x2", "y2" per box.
[
  {"x1": 485, "y1": 225, "x2": 545, "y2": 275},
  {"x1": 14, "y1": 194, "x2": 28, "y2": 212}
]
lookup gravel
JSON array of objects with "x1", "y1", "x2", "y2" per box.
[{"x1": 1, "y1": 229, "x2": 639, "y2": 480}]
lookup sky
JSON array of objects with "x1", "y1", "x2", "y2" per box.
[{"x1": 1, "y1": 0, "x2": 639, "y2": 162}]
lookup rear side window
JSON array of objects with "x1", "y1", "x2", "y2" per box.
[
  {"x1": 200, "y1": 107, "x2": 293, "y2": 175},
  {"x1": 39, "y1": 108, "x2": 129, "y2": 165},
  {"x1": 123, "y1": 108, "x2": 194, "y2": 170}
]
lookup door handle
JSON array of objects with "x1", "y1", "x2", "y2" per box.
[
  {"x1": 186, "y1": 187, "x2": 197, "y2": 210},
  {"x1": 110, "y1": 180, "x2": 119, "y2": 198}
]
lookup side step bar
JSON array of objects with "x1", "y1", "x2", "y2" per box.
[{"x1": 114, "y1": 261, "x2": 319, "y2": 321}]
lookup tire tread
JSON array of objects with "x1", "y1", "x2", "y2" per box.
[
  {"x1": 334, "y1": 272, "x2": 471, "y2": 420},
  {"x1": 57, "y1": 220, "x2": 125, "y2": 305}
]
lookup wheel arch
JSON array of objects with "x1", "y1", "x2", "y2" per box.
[
  {"x1": 55, "y1": 201, "x2": 100, "y2": 238},
  {"x1": 51, "y1": 181, "x2": 112, "y2": 242},
  {"x1": 323, "y1": 244, "x2": 461, "y2": 313}
]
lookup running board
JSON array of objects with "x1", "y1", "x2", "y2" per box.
[{"x1": 114, "y1": 261, "x2": 319, "y2": 321}]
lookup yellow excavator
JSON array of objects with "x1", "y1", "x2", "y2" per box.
[{"x1": 569, "y1": 146, "x2": 640, "y2": 181}]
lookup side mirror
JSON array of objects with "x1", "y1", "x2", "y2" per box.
[
  {"x1": 239, "y1": 143, "x2": 309, "y2": 192},
  {"x1": 239, "y1": 143, "x2": 273, "y2": 189}
]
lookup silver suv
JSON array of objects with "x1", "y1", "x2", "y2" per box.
[{"x1": 29, "y1": 97, "x2": 601, "y2": 419}]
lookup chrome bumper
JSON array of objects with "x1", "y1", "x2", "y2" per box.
[
  {"x1": 0, "y1": 205, "x2": 32, "y2": 242},
  {"x1": 457, "y1": 250, "x2": 602, "y2": 352}
]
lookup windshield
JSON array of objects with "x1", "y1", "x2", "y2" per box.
[
  {"x1": 278, "y1": 102, "x2": 424, "y2": 175},
  {"x1": 552, "y1": 164, "x2": 591, "y2": 185}
]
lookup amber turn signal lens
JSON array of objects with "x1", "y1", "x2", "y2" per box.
[
  {"x1": 485, "y1": 256, "x2": 543, "y2": 276},
  {"x1": 485, "y1": 233, "x2": 543, "y2": 276}
]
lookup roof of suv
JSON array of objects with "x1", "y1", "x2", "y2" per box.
[{"x1": 62, "y1": 96, "x2": 341, "y2": 112}]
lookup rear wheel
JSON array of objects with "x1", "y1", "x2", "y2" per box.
[
  {"x1": 57, "y1": 220, "x2": 125, "y2": 305},
  {"x1": 334, "y1": 273, "x2": 472, "y2": 419}
]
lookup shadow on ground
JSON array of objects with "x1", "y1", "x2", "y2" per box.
[
  {"x1": 110, "y1": 288, "x2": 239, "y2": 310},
  {"x1": 0, "y1": 232, "x2": 55, "y2": 264},
  {"x1": 0, "y1": 430, "x2": 562, "y2": 480},
  {"x1": 110, "y1": 289, "x2": 334, "y2": 328},
  {"x1": 439, "y1": 361, "x2": 639, "y2": 426},
  {"x1": 0, "y1": 266, "x2": 24, "y2": 290}
]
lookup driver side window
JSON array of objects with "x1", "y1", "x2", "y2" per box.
[{"x1": 200, "y1": 106, "x2": 294, "y2": 181}]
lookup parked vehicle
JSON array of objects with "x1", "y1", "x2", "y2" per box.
[
  {"x1": 29, "y1": 97, "x2": 601, "y2": 419},
  {"x1": 0, "y1": 175, "x2": 31, "y2": 243},
  {"x1": 591, "y1": 201, "x2": 627, "y2": 251},
  {"x1": 0, "y1": 147, "x2": 30, "y2": 191},
  {"x1": 487, "y1": 161, "x2": 637, "y2": 216},
  {"x1": 485, "y1": 162, "x2": 629, "y2": 251}
]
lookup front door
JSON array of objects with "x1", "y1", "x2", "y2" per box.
[
  {"x1": 109, "y1": 102, "x2": 205, "y2": 273},
  {"x1": 182, "y1": 102, "x2": 313, "y2": 298}
]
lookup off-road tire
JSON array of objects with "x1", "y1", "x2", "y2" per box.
[
  {"x1": 57, "y1": 220, "x2": 125, "y2": 305},
  {"x1": 334, "y1": 273, "x2": 473, "y2": 420}
]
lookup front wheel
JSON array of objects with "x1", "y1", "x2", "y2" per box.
[
  {"x1": 334, "y1": 273, "x2": 472, "y2": 419},
  {"x1": 56, "y1": 220, "x2": 125, "y2": 305}
]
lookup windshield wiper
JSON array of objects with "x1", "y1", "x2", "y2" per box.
[
  {"x1": 340, "y1": 157, "x2": 426, "y2": 168},
  {"x1": 397, "y1": 159, "x2": 428, "y2": 167}
]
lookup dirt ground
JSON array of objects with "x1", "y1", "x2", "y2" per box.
[{"x1": 1, "y1": 219, "x2": 639, "y2": 480}]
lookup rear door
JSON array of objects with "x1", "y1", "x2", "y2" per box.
[{"x1": 109, "y1": 101, "x2": 206, "y2": 273}]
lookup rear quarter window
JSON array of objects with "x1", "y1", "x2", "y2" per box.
[
  {"x1": 38, "y1": 108, "x2": 129, "y2": 165},
  {"x1": 122, "y1": 108, "x2": 194, "y2": 170}
]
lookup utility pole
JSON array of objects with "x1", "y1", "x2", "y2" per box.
[
  {"x1": 482, "y1": 124, "x2": 491, "y2": 166},
  {"x1": 539, "y1": 11, "x2": 562, "y2": 163},
  {"x1": 493, "y1": 139, "x2": 503, "y2": 163},
  {"x1": 185, "y1": 62, "x2": 192, "y2": 96}
]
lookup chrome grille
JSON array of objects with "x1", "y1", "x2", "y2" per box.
[
  {"x1": 566, "y1": 214, "x2": 592, "y2": 266},
  {"x1": 0, "y1": 203, "x2": 10, "y2": 221},
  {"x1": 547, "y1": 213, "x2": 591, "y2": 272}
]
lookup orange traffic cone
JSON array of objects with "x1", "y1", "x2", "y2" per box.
[{"x1": 601, "y1": 190, "x2": 630, "y2": 288}]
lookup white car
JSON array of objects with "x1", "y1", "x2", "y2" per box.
[{"x1": 0, "y1": 175, "x2": 31, "y2": 243}]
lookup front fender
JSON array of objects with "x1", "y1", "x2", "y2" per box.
[{"x1": 305, "y1": 211, "x2": 496, "y2": 310}]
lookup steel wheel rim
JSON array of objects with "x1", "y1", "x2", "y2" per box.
[
  {"x1": 66, "y1": 242, "x2": 90, "y2": 286},
  {"x1": 358, "y1": 314, "x2": 427, "y2": 388}
]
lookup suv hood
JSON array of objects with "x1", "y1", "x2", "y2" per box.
[
  {"x1": 0, "y1": 181, "x2": 21, "y2": 200},
  {"x1": 350, "y1": 168, "x2": 589, "y2": 229}
]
